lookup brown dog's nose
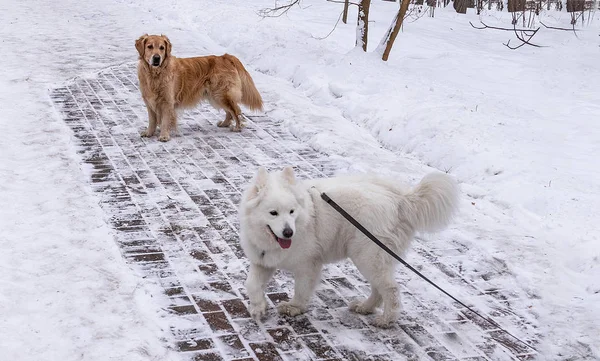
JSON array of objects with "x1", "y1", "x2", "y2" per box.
[{"x1": 151, "y1": 55, "x2": 161, "y2": 66}]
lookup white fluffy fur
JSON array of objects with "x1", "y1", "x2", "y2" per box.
[{"x1": 239, "y1": 166, "x2": 460, "y2": 327}]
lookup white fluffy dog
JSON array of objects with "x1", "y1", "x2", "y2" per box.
[{"x1": 239, "y1": 166, "x2": 459, "y2": 327}]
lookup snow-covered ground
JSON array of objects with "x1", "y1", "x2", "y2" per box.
[
  {"x1": 1, "y1": 0, "x2": 598, "y2": 359},
  {"x1": 0, "y1": 1, "x2": 180, "y2": 360}
]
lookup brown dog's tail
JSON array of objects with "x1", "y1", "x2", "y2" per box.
[{"x1": 225, "y1": 54, "x2": 263, "y2": 111}]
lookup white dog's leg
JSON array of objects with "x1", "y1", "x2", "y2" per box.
[
  {"x1": 246, "y1": 263, "x2": 275, "y2": 320},
  {"x1": 374, "y1": 281, "x2": 401, "y2": 328},
  {"x1": 277, "y1": 265, "x2": 321, "y2": 317},
  {"x1": 349, "y1": 285, "x2": 382, "y2": 314},
  {"x1": 352, "y1": 248, "x2": 401, "y2": 328}
]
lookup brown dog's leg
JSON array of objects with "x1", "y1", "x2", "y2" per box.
[
  {"x1": 217, "y1": 112, "x2": 233, "y2": 128},
  {"x1": 158, "y1": 105, "x2": 176, "y2": 142},
  {"x1": 223, "y1": 97, "x2": 243, "y2": 132},
  {"x1": 231, "y1": 103, "x2": 243, "y2": 132},
  {"x1": 141, "y1": 105, "x2": 158, "y2": 137}
]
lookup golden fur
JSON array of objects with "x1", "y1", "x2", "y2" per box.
[{"x1": 135, "y1": 34, "x2": 263, "y2": 141}]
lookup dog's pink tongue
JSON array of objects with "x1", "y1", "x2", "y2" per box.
[{"x1": 277, "y1": 238, "x2": 292, "y2": 249}]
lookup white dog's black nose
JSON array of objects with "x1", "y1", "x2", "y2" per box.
[
  {"x1": 151, "y1": 55, "x2": 161, "y2": 66},
  {"x1": 282, "y1": 227, "x2": 293, "y2": 239}
]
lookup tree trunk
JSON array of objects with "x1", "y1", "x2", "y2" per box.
[
  {"x1": 566, "y1": 0, "x2": 585, "y2": 12},
  {"x1": 453, "y1": 0, "x2": 468, "y2": 13},
  {"x1": 355, "y1": 0, "x2": 371, "y2": 52},
  {"x1": 376, "y1": 0, "x2": 410, "y2": 61},
  {"x1": 342, "y1": 0, "x2": 349, "y2": 24},
  {"x1": 507, "y1": 0, "x2": 526, "y2": 12}
]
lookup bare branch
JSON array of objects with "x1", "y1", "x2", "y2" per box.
[
  {"x1": 503, "y1": 24, "x2": 544, "y2": 49},
  {"x1": 540, "y1": 21, "x2": 579, "y2": 39},
  {"x1": 405, "y1": 4, "x2": 430, "y2": 23},
  {"x1": 312, "y1": 10, "x2": 345, "y2": 40},
  {"x1": 258, "y1": 0, "x2": 301, "y2": 18},
  {"x1": 504, "y1": 39, "x2": 526, "y2": 49},
  {"x1": 470, "y1": 21, "x2": 535, "y2": 35},
  {"x1": 514, "y1": 26, "x2": 543, "y2": 47},
  {"x1": 471, "y1": 21, "x2": 544, "y2": 50},
  {"x1": 540, "y1": 21, "x2": 578, "y2": 32},
  {"x1": 327, "y1": 0, "x2": 360, "y2": 5}
]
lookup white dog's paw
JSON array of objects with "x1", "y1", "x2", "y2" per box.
[
  {"x1": 373, "y1": 313, "x2": 397, "y2": 328},
  {"x1": 277, "y1": 301, "x2": 306, "y2": 317},
  {"x1": 248, "y1": 298, "x2": 268, "y2": 320},
  {"x1": 348, "y1": 299, "x2": 376, "y2": 315}
]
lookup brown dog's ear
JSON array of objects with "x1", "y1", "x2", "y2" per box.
[
  {"x1": 161, "y1": 34, "x2": 172, "y2": 57},
  {"x1": 135, "y1": 34, "x2": 149, "y2": 57}
]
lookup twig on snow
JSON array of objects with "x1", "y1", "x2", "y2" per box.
[
  {"x1": 503, "y1": 24, "x2": 543, "y2": 49},
  {"x1": 470, "y1": 21, "x2": 544, "y2": 50},
  {"x1": 470, "y1": 21, "x2": 535, "y2": 35},
  {"x1": 540, "y1": 21, "x2": 579, "y2": 39}
]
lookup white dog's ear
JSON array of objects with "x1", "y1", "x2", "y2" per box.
[
  {"x1": 246, "y1": 167, "x2": 268, "y2": 201},
  {"x1": 281, "y1": 166, "x2": 296, "y2": 185},
  {"x1": 255, "y1": 167, "x2": 268, "y2": 188}
]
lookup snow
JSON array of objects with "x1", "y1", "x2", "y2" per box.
[
  {"x1": 0, "y1": 1, "x2": 180, "y2": 360},
  {"x1": 1, "y1": 0, "x2": 599, "y2": 359}
]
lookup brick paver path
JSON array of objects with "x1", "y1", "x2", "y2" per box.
[{"x1": 50, "y1": 63, "x2": 539, "y2": 361}]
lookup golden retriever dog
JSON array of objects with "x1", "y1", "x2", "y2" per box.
[{"x1": 135, "y1": 34, "x2": 263, "y2": 141}]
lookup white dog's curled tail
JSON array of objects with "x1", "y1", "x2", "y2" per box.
[{"x1": 403, "y1": 172, "x2": 460, "y2": 233}]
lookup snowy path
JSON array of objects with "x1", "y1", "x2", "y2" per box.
[{"x1": 49, "y1": 63, "x2": 538, "y2": 361}]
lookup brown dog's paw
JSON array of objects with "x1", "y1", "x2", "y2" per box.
[
  {"x1": 158, "y1": 134, "x2": 171, "y2": 142},
  {"x1": 217, "y1": 120, "x2": 230, "y2": 128},
  {"x1": 140, "y1": 129, "x2": 154, "y2": 137}
]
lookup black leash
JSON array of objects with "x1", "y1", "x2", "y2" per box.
[{"x1": 320, "y1": 191, "x2": 537, "y2": 353}]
